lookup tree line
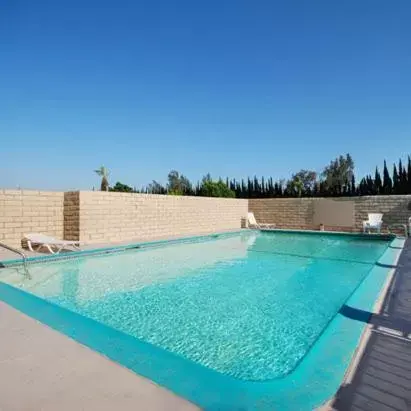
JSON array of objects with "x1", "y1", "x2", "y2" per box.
[{"x1": 96, "y1": 154, "x2": 411, "y2": 198}]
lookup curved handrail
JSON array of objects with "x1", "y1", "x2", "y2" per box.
[
  {"x1": 0, "y1": 242, "x2": 30, "y2": 278},
  {"x1": 387, "y1": 223, "x2": 408, "y2": 238}
]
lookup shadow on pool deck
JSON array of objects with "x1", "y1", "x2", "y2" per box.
[{"x1": 330, "y1": 238, "x2": 411, "y2": 411}]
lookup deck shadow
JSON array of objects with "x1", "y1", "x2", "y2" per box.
[
  {"x1": 339, "y1": 305, "x2": 411, "y2": 338},
  {"x1": 331, "y1": 239, "x2": 411, "y2": 410}
]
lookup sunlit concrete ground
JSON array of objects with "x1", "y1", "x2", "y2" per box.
[{"x1": 0, "y1": 302, "x2": 198, "y2": 411}]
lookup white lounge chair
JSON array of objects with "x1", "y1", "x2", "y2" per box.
[
  {"x1": 24, "y1": 233, "x2": 81, "y2": 254},
  {"x1": 362, "y1": 213, "x2": 383, "y2": 234},
  {"x1": 247, "y1": 212, "x2": 276, "y2": 230}
]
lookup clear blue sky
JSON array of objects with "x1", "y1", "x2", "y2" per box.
[{"x1": 1, "y1": 0, "x2": 410, "y2": 190}]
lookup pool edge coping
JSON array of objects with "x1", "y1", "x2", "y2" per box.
[
  {"x1": 0, "y1": 230, "x2": 245, "y2": 266},
  {"x1": 0, "y1": 228, "x2": 396, "y2": 267}
]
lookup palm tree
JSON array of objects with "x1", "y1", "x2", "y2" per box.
[
  {"x1": 291, "y1": 177, "x2": 304, "y2": 197},
  {"x1": 94, "y1": 166, "x2": 109, "y2": 191}
]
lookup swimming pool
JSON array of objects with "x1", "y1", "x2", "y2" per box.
[{"x1": 0, "y1": 230, "x2": 403, "y2": 410}]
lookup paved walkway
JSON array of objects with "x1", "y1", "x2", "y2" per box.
[
  {"x1": 0, "y1": 302, "x2": 198, "y2": 411},
  {"x1": 330, "y1": 239, "x2": 411, "y2": 411}
]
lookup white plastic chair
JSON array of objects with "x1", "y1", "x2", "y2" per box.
[
  {"x1": 362, "y1": 213, "x2": 383, "y2": 234},
  {"x1": 247, "y1": 212, "x2": 276, "y2": 230},
  {"x1": 24, "y1": 233, "x2": 81, "y2": 254}
]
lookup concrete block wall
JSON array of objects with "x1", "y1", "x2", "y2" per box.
[
  {"x1": 249, "y1": 196, "x2": 411, "y2": 232},
  {"x1": 0, "y1": 190, "x2": 64, "y2": 248},
  {"x1": 63, "y1": 192, "x2": 80, "y2": 241},
  {"x1": 249, "y1": 198, "x2": 315, "y2": 230},
  {"x1": 66, "y1": 191, "x2": 249, "y2": 244},
  {"x1": 352, "y1": 195, "x2": 411, "y2": 231},
  {"x1": 1, "y1": 190, "x2": 410, "y2": 249}
]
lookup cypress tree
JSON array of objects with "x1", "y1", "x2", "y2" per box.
[
  {"x1": 241, "y1": 179, "x2": 247, "y2": 198},
  {"x1": 351, "y1": 174, "x2": 356, "y2": 195},
  {"x1": 253, "y1": 176, "x2": 259, "y2": 198},
  {"x1": 400, "y1": 161, "x2": 408, "y2": 194},
  {"x1": 393, "y1": 164, "x2": 400, "y2": 194},
  {"x1": 408, "y1": 156, "x2": 411, "y2": 194},
  {"x1": 247, "y1": 178, "x2": 252, "y2": 198},
  {"x1": 358, "y1": 178, "x2": 366, "y2": 195},
  {"x1": 398, "y1": 159, "x2": 405, "y2": 194},
  {"x1": 232, "y1": 181, "x2": 238, "y2": 198},
  {"x1": 230, "y1": 179, "x2": 235, "y2": 193},
  {"x1": 366, "y1": 175, "x2": 374, "y2": 195},
  {"x1": 371, "y1": 175, "x2": 376, "y2": 194},
  {"x1": 374, "y1": 167, "x2": 382, "y2": 194},
  {"x1": 382, "y1": 160, "x2": 392, "y2": 194},
  {"x1": 364, "y1": 176, "x2": 370, "y2": 196},
  {"x1": 403, "y1": 165, "x2": 408, "y2": 193},
  {"x1": 268, "y1": 177, "x2": 274, "y2": 197}
]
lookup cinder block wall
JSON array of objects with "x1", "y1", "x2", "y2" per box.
[
  {"x1": 63, "y1": 191, "x2": 80, "y2": 241},
  {"x1": 1, "y1": 191, "x2": 410, "y2": 249},
  {"x1": 249, "y1": 195, "x2": 411, "y2": 232},
  {"x1": 249, "y1": 198, "x2": 314, "y2": 230},
  {"x1": 65, "y1": 191, "x2": 249, "y2": 244},
  {"x1": 0, "y1": 190, "x2": 64, "y2": 248},
  {"x1": 352, "y1": 196, "x2": 411, "y2": 230}
]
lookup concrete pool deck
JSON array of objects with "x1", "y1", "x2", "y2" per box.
[
  {"x1": 0, "y1": 236, "x2": 410, "y2": 410},
  {"x1": 0, "y1": 301, "x2": 198, "y2": 411}
]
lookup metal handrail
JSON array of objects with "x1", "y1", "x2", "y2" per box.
[
  {"x1": 0, "y1": 242, "x2": 30, "y2": 278},
  {"x1": 387, "y1": 224, "x2": 408, "y2": 238}
]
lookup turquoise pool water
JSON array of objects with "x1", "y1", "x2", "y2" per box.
[{"x1": 0, "y1": 231, "x2": 399, "y2": 409}]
